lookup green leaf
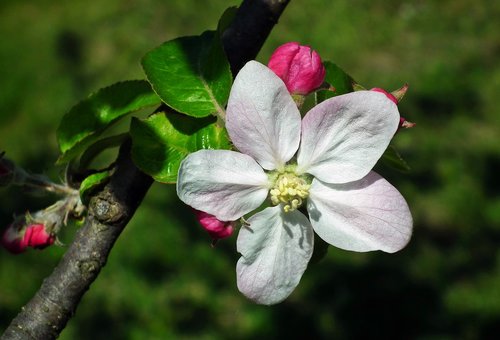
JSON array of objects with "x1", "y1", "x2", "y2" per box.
[
  {"x1": 78, "y1": 133, "x2": 129, "y2": 170},
  {"x1": 315, "y1": 61, "x2": 355, "y2": 103},
  {"x1": 79, "y1": 171, "x2": 111, "y2": 205},
  {"x1": 379, "y1": 145, "x2": 411, "y2": 173},
  {"x1": 57, "y1": 80, "x2": 161, "y2": 165},
  {"x1": 141, "y1": 31, "x2": 232, "y2": 118},
  {"x1": 130, "y1": 112, "x2": 231, "y2": 183}
]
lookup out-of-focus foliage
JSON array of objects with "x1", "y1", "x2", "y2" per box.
[{"x1": 1, "y1": 0, "x2": 499, "y2": 338}]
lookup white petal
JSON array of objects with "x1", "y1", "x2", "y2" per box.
[
  {"x1": 297, "y1": 91, "x2": 399, "y2": 183},
  {"x1": 176, "y1": 149, "x2": 270, "y2": 221},
  {"x1": 236, "y1": 206, "x2": 314, "y2": 305},
  {"x1": 226, "y1": 61, "x2": 301, "y2": 170},
  {"x1": 307, "y1": 172, "x2": 412, "y2": 253}
]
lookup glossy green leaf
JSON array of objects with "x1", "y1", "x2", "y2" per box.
[
  {"x1": 78, "y1": 133, "x2": 129, "y2": 170},
  {"x1": 379, "y1": 145, "x2": 411, "y2": 173},
  {"x1": 130, "y1": 112, "x2": 231, "y2": 183},
  {"x1": 315, "y1": 61, "x2": 355, "y2": 103},
  {"x1": 141, "y1": 31, "x2": 232, "y2": 118},
  {"x1": 79, "y1": 171, "x2": 111, "y2": 205},
  {"x1": 57, "y1": 80, "x2": 161, "y2": 165}
]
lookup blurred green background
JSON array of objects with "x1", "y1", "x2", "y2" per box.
[{"x1": 1, "y1": 0, "x2": 499, "y2": 338}]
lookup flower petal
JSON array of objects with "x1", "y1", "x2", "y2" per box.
[
  {"x1": 307, "y1": 171, "x2": 412, "y2": 253},
  {"x1": 297, "y1": 91, "x2": 400, "y2": 183},
  {"x1": 236, "y1": 206, "x2": 314, "y2": 305},
  {"x1": 226, "y1": 61, "x2": 301, "y2": 170},
  {"x1": 177, "y1": 149, "x2": 270, "y2": 221}
]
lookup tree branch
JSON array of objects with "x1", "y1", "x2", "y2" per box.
[
  {"x1": 223, "y1": 0, "x2": 290, "y2": 75},
  {"x1": 1, "y1": 0, "x2": 290, "y2": 338}
]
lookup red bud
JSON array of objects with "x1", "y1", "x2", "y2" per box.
[
  {"x1": 268, "y1": 42, "x2": 326, "y2": 95},
  {"x1": 193, "y1": 210, "x2": 233, "y2": 240}
]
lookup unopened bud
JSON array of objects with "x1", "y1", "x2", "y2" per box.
[
  {"x1": 24, "y1": 224, "x2": 55, "y2": 249},
  {"x1": 371, "y1": 87, "x2": 415, "y2": 131},
  {"x1": 268, "y1": 42, "x2": 326, "y2": 95},
  {"x1": 193, "y1": 209, "x2": 233, "y2": 241},
  {"x1": 1, "y1": 222, "x2": 54, "y2": 254},
  {"x1": 371, "y1": 87, "x2": 398, "y2": 105},
  {"x1": 371, "y1": 83, "x2": 409, "y2": 104},
  {"x1": 1, "y1": 223, "x2": 28, "y2": 254}
]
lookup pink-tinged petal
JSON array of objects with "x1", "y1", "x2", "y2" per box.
[
  {"x1": 236, "y1": 206, "x2": 314, "y2": 305},
  {"x1": 297, "y1": 91, "x2": 400, "y2": 184},
  {"x1": 177, "y1": 149, "x2": 270, "y2": 221},
  {"x1": 226, "y1": 61, "x2": 301, "y2": 170},
  {"x1": 307, "y1": 172, "x2": 412, "y2": 253}
]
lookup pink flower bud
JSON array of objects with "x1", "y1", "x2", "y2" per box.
[
  {"x1": 24, "y1": 224, "x2": 55, "y2": 249},
  {"x1": 371, "y1": 87, "x2": 415, "y2": 130},
  {"x1": 193, "y1": 210, "x2": 233, "y2": 240},
  {"x1": 268, "y1": 42, "x2": 326, "y2": 95},
  {"x1": 1, "y1": 224, "x2": 28, "y2": 254},
  {"x1": 1, "y1": 223, "x2": 55, "y2": 254}
]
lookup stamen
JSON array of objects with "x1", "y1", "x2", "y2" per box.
[{"x1": 269, "y1": 173, "x2": 310, "y2": 212}]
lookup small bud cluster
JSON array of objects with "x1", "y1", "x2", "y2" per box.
[{"x1": 1, "y1": 154, "x2": 85, "y2": 254}]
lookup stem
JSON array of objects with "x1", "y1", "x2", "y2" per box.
[
  {"x1": 2, "y1": 140, "x2": 153, "y2": 340},
  {"x1": 24, "y1": 175, "x2": 77, "y2": 196},
  {"x1": 223, "y1": 0, "x2": 291, "y2": 75},
  {"x1": 1, "y1": 1, "x2": 290, "y2": 338}
]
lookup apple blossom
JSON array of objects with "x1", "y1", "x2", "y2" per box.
[
  {"x1": 268, "y1": 42, "x2": 326, "y2": 95},
  {"x1": 177, "y1": 61, "x2": 413, "y2": 305}
]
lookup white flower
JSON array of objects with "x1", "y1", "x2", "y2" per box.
[{"x1": 177, "y1": 61, "x2": 413, "y2": 305}]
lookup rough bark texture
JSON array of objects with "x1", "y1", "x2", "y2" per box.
[
  {"x1": 1, "y1": 0, "x2": 290, "y2": 338},
  {"x1": 1, "y1": 140, "x2": 153, "y2": 340}
]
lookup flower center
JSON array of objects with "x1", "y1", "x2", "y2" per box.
[{"x1": 269, "y1": 172, "x2": 310, "y2": 213}]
